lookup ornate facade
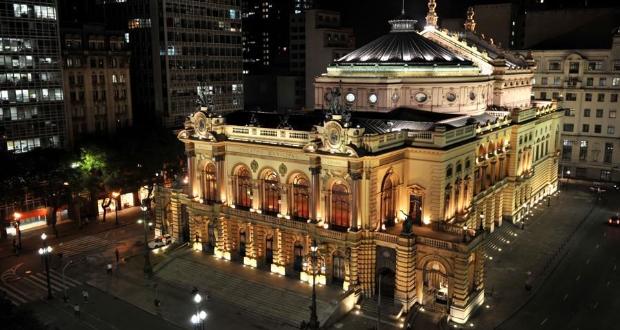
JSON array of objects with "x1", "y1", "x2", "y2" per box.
[{"x1": 154, "y1": 9, "x2": 561, "y2": 325}]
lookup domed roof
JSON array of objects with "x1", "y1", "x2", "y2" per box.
[{"x1": 335, "y1": 17, "x2": 472, "y2": 66}]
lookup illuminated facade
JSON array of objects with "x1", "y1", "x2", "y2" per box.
[
  {"x1": 155, "y1": 5, "x2": 561, "y2": 325},
  {"x1": 0, "y1": 0, "x2": 65, "y2": 152}
]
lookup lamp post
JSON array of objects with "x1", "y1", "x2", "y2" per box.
[
  {"x1": 38, "y1": 233, "x2": 53, "y2": 299},
  {"x1": 139, "y1": 201, "x2": 153, "y2": 276},
  {"x1": 305, "y1": 239, "x2": 320, "y2": 330},
  {"x1": 112, "y1": 192, "x2": 120, "y2": 226},
  {"x1": 191, "y1": 290, "x2": 207, "y2": 330}
]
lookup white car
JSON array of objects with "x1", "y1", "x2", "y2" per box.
[{"x1": 148, "y1": 234, "x2": 173, "y2": 249}]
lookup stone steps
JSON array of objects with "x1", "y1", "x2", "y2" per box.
[{"x1": 157, "y1": 257, "x2": 333, "y2": 328}]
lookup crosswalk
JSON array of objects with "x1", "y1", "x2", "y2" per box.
[
  {"x1": 56, "y1": 235, "x2": 116, "y2": 259},
  {"x1": 0, "y1": 269, "x2": 82, "y2": 306}
]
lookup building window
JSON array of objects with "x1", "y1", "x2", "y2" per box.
[
  {"x1": 585, "y1": 93, "x2": 592, "y2": 102},
  {"x1": 291, "y1": 175, "x2": 309, "y2": 220},
  {"x1": 582, "y1": 124, "x2": 589, "y2": 133},
  {"x1": 579, "y1": 140, "x2": 588, "y2": 160},
  {"x1": 548, "y1": 62, "x2": 561, "y2": 71},
  {"x1": 599, "y1": 78, "x2": 607, "y2": 87},
  {"x1": 608, "y1": 126, "x2": 615, "y2": 135},
  {"x1": 380, "y1": 175, "x2": 395, "y2": 225},
  {"x1": 564, "y1": 109, "x2": 574, "y2": 117},
  {"x1": 587, "y1": 61, "x2": 602, "y2": 71},
  {"x1": 595, "y1": 125, "x2": 602, "y2": 133},
  {"x1": 203, "y1": 163, "x2": 217, "y2": 203},
  {"x1": 586, "y1": 77, "x2": 593, "y2": 86},
  {"x1": 611, "y1": 94, "x2": 618, "y2": 103},
  {"x1": 604, "y1": 143, "x2": 614, "y2": 163},
  {"x1": 600, "y1": 170, "x2": 612, "y2": 181},
  {"x1": 569, "y1": 62, "x2": 579, "y2": 74},
  {"x1": 330, "y1": 183, "x2": 350, "y2": 229},
  {"x1": 566, "y1": 93, "x2": 576, "y2": 101},
  {"x1": 540, "y1": 92, "x2": 547, "y2": 100},
  {"x1": 610, "y1": 110, "x2": 617, "y2": 118},
  {"x1": 598, "y1": 93, "x2": 605, "y2": 102},
  {"x1": 262, "y1": 170, "x2": 280, "y2": 215},
  {"x1": 553, "y1": 77, "x2": 561, "y2": 86},
  {"x1": 613, "y1": 77, "x2": 620, "y2": 86},
  {"x1": 563, "y1": 124, "x2": 574, "y2": 132},
  {"x1": 541, "y1": 77, "x2": 548, "y2": 85},
  {"x1": 583, "y1": 109, "x2": 590, "y2": 117},
  {"x1": 596, "y1": 109, "x2": 604, "y2": 118},
  {"x1": 562, "y1": 140, "x2": 573, "y2": 161},
  {"x1": 235, "y1": 166, "x2": 252, "y2": 208}
]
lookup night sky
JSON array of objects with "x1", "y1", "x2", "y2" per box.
[{"x1": 321, "y1": 0, "x2": 620, "y2": 46}]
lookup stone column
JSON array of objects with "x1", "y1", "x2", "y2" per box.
[
  {"x1": 270, "y1": 228, "x2": 286, "y2": 275},
  {"x1": 480, "y1": 164, "x2": 488, "y2": 192},
  {"x1": 309, "y1": 161, "x2": 321, "y2": 220},
  {"x1": 450, "y1": 255, "x2": 472, "y2": 321},
  {"x1": 279, "y1": 184, "x2": 289, "y2": 216},
  {"x1": 394, "y1": 236, "x2": 416, "y2": 310},
  {"x1": 350, "y1": 171, "x2": 362, "y2": 230},
  {"x1": 186, "y1": 148, "x2": 196, "y2": 196},
  {"x1": 489, "y1": 160, "x2": 496, "y2": 186},
  {"x1": 215, "y1": 154, "x2": 225, "y2": 203}
]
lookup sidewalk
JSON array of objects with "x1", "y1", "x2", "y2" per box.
[
  {"x1": 0, "y1": 207, "x2": 141, "y2": 259},
  {"x1": 469, "y1": 185, "x2": 596, "y2": 329},
  {"x1": 86, "y1": 248, "x2": 329, "y2": 329}
]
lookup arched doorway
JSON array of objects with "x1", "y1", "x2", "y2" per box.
[
  {"x1": 207, "y1": 222, "x2": 216, "y2": 253},
  {"x1": 239, "y1": 230, "x2": 246, "y2": 259},
  {"x1": 265, "y1": 235, "x2": 273, "y2": 266},
  {"x1": 376, "y1": 267, "x2": 396, "y2": 301},
  {"x1": 423, "y1": 260, "x2": 449, "y2": 306}
]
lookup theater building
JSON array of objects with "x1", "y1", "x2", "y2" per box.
[{"x1": 154, "y1": 9, "x2": 561, "y2": 324}]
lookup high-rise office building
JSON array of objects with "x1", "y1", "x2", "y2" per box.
[
  {"x1": 105, "y1": 0, "x2": 243, "y2": 127},
  {"x1": 0, "y1": 0, "x2": 65, "y2": 153}
]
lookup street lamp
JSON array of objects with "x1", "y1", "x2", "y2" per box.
[
  {"x1": 191, "y1": 290, "x2": 207, "y2": 330},
  {"x1": 112, "y1": 192, "x2": 120, "y2": 226},
  {"x1": 38, "y1": 233, "x2": 53, "y2": 299},
  {"x1": 303, "y1": 239, "x2": 320, "y2": 330},
  {"x1": 139, "y1": 201, "x2": 153, "y2": 276}
]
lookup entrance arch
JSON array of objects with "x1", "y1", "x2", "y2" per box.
[{"x1": 423, "y1": 260, "x2": 449, "y2": 306}]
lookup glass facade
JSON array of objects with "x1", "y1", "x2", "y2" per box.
[{"x1": 0, "y1": 0, "x2": 65, "y2": 152}]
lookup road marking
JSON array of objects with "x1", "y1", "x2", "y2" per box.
[
  {"x1": 540, "y1": 317, "x2": 548, "y2": 326},
  {"x1": 563, "y1": 294, "x2": 569, "y2": 301},
  {"x1": 576, "y1": 275, "x2": 581, "y2": 281}
]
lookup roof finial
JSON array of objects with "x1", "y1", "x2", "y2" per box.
[
  {"x1": 464, "y1": 6, "x2": 476, "y2": 32},
  {"x1": 425, "y1": 0, "x2": 438, "y2": 29},
  {"x1": 401, "y1": 0, "x2": 405, "y2": 16}
]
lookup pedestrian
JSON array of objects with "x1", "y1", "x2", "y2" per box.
[
  {"x1": 73, "y1": 304, "x2": 80, "y2": 317},
  {"x1": 82, "y1": 290, "x2": 89, "y2": 303}
]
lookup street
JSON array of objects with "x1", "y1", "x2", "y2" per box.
[{"x1": 498, "y1": 186, "x2": 620, "y2": 329}]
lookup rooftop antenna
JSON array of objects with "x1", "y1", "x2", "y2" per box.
[{"x1": 402, "y1": 0, "x2": 405, "y2": 15}]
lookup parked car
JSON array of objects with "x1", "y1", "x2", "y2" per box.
[
  {"x1": 608, "y1": 215, "x2": 620, "y2": 226},
  {"x1": 435, "y1": 290, "x2": 448, "y2": 304},
  {"x1": 148, "y1": 234, "x2": 173, "y2": 249}
]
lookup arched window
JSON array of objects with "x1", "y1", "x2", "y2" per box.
[
  {"x1": 331, "y1": 183, "x2": 350, "y2": 229},
  {"x1": 203, "y1": 163, "x2": 217, "y2": 203},
  {"x1": 446, "y1": 165, "x2": 453, "y2": 178},
  {"x1": 292, "y1": 175, "x2": 309, "y2": 219},
  {"x1": 380, "y1": 175, "x2": 394, "y2": 225},
  {"x1": 262, "y1": 170, "x2": 280, "y2": 215},
  {"x1": 235, "y1": 166, "x2": 252, "y2": 209}
]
